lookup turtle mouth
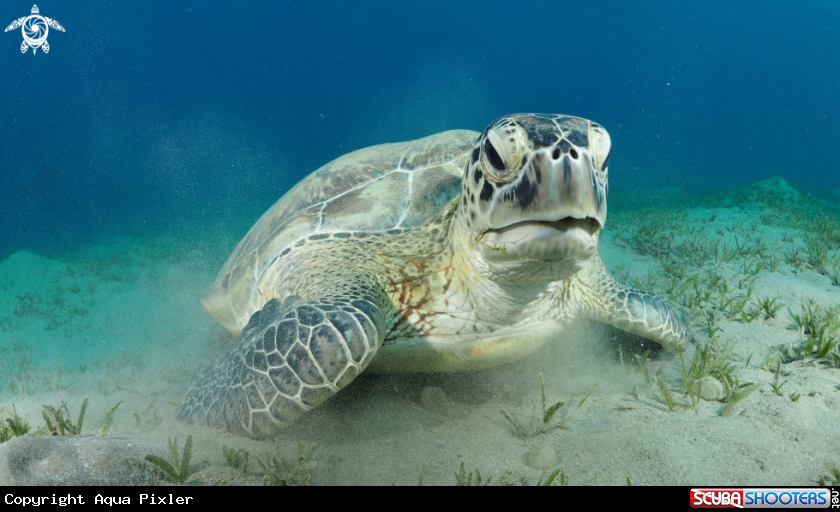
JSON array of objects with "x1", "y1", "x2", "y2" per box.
[
  {"x1": 488, "y1": 216, "x2": 601, "y2": 236},
  {"x1": 533, "y1": 216, "x2": 601, "y2": 234},
  {"x1": 480, "y1": 215, "x2": 601, "y2": 265}
]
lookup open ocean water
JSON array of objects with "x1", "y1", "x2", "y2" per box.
[{"x1": 0, "y1": 0, "x2": 838, "y2": 487}]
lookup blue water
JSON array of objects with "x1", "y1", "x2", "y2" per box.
[
  {"x1": 2, "y1": 2, "x2": 840, "y2": 486},
  {"x1": 1, "y1": 0, "x2": 838, "y2": 257}
]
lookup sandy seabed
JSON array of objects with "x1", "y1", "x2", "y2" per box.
[{"x1": 0, "y1": 177, "x2": 838, "y2": 486}]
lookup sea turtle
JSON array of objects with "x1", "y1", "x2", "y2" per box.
[
  {"x1": 4, "y1": 5, "x2": 65, "y2": 55},
  {"x1": 179, "y1": 113, "x2": 688, "y2": 437}
]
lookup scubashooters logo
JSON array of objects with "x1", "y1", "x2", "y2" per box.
[
  {"x1": 5, "y1": 5, "x2": 65, "y2": 54},
  {"x1": 690, "y1": 488, "x2": 833, "y2": 508}
]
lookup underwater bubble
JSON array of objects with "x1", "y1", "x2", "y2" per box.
[
  {"x1": 692, "y1": 376, "x2": 725, "y2": 401},
  {"x1": 527, "y1": 444, "x2": 557, "y2": 470},
  {"x1": 418, "y1": 386, "x2": 449, "y2": 416}
]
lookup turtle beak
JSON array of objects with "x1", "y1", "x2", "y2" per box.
[
  {"x1": 485, "y1": 149, "x2": 607, "y2": 232},
  {"x1": 477, "y1": 147, "x2": 607, "y2": 267},
  {"x1": 537, "y1": 150, "x2": 607, "y2": 229}
]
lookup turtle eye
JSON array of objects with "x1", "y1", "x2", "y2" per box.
[{"x1": 483, "y1": 139, "x2": 505, "y2": 171}]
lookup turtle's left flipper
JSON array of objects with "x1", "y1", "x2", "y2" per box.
[
  {"x1": 572, "y1": 254, "x2": 689, "y2": 351},
  {"x1": 45, "y1": 17, "x2": 65, "y2": 31},
  {"x1": 179, "y1": 288, "x2": 387, "y2": 438}
]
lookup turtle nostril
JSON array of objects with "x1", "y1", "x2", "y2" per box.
[
  {"x1": 551, "y1": 148, "x2": 560, "y2": 160},
  {"x1": 570, "y1": 148, "x2": 579, "y2": 159}
]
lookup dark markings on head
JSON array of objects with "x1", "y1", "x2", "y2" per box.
[
  {"x1": 563, "y1": 157, "x2": 573, "y2": 190},
  {"x1": 516, "y1": 117, "x2": 559, "y2": 148},
  {"x1": 280, "y1": 248, "x2": 291, "y2": 257},
  {"x1": 309, "y1": 233, "x2": 330, "y2": 241},
  {"x1": 558, "y1": 139, "x2": 572, "y2": 154},
  {"x1": 534, "y1": 164, "x2": 542, "y2": 184},
  {"x1": 566, "y1": 129, "x2": 589, "y2": 148},
  {"x1": 591, "y1": 171, "x2": 603, "y2": 210},
  {"x1": 514, "y1": 172, "x2": 537, "y2": 208},
  {"x1": 601, "y1": 152, "x2": 610, "y2": 172},
  {"x1": 479, "y1": 180, "x2": 494, "y2": 201},
  {"x1": 474, "y1": 168, "x2": 483, "y2": 183},
  {"x1": 470, "y1": 146, "x2": 480, "y2": 164},
  {"x1": 333, "y1": 232, "x2": 351, "y2": 239}
]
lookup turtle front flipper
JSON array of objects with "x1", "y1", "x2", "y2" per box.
[
  {"x1": 179, "y1": 291, "x2": 386, "y2": 438},
  {"x1": 4, "y1": 17, "x2": 25, "y2": 32},
  {"x1": 572, "y1": 254, "x2": 689, "y2": 351}
]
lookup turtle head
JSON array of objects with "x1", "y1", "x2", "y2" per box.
[{"x1": 456, "y1": 114, "x2": 610, "y2": 285}]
